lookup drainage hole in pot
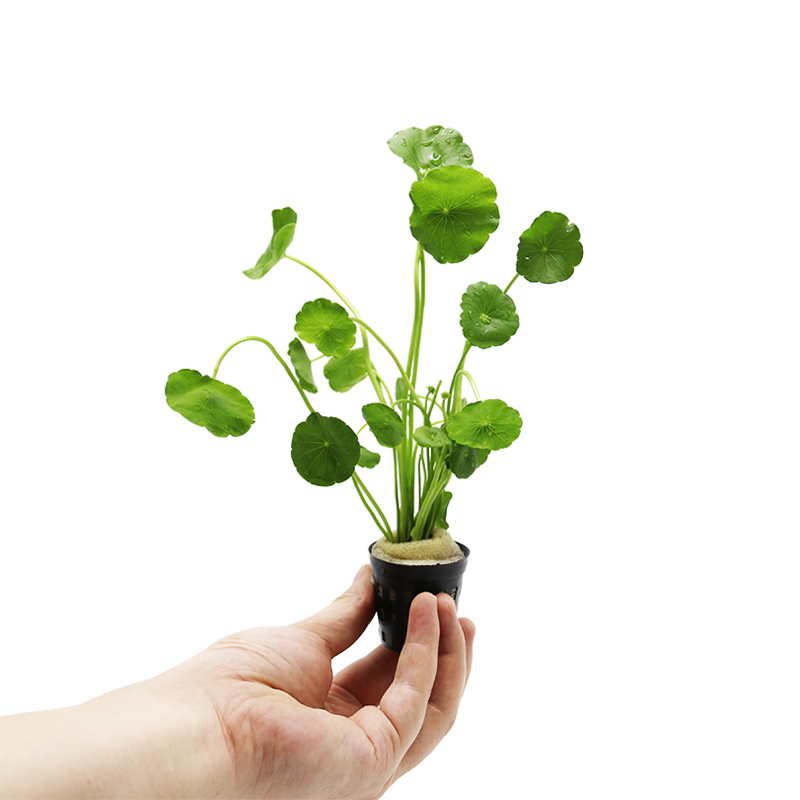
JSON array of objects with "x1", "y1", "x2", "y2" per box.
[
  {"x1": 389, "y1": 588, "x2": 396, "y2": 604},
  {"x1": 451, "y1": 587, "x2": 459, "y2": 601},
  {"x1": 403, "y1": 591, "x2": 413, "y2": 604},
  {"x1": 376, "y1": 584, "x2": 384, "y2": 599}
]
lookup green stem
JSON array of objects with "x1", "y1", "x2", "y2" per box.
[
  {"x1": 352, "y1": 472, "x2": 393, "y2": 542},
  {"x1": 212, "y1": 336, "x2": 315, "y2": 414},
  {"x1": 350, "y1": 317, "x2": 426, "y2": 413},
  {"x1": 504, "y1": 273, "x2": 520, "y2": 294},
  {"x1": 454, "y1": 369, "x2": 481, "y2": 402}
]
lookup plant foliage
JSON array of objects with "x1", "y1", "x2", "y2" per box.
[{"x1": 166, "y1": 127, "x2": 584, "y2": 542}]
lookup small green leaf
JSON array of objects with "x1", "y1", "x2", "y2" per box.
[
  {"x1": 295, "y1": 298, "x2": 356, "y2": 358},
  {"x1": 460, "y1": 281, "x2": 519, "y2": 349},
  {"x1": 413, "y1": 426, "x2": 451, "y2": 448},
  {"x1": 388, "y1": 125, "x2": 474, "y2": 178},
  {"x1": 409, "y1": 166, "x2": 499, "y2": 263},
  {"x1": 448, "y1": 444, "x2": 489, "y2": 479},
  {"x1": 165, "y1": 369, "x2": 255, "y2": 438},
  {"x1": 287, "y1": 338, "x2": 317, "y2": 393},
  {"x1": 290, "y1": 413, "x2": 360, "y2": 487},
  {"x1": 358, "y1": 446, "x2": 381, "y2": 469},
  {"x1": 324, "y1": 347, "x2": 369, "y2": 392},
  {"x1": 516, "y1": 211, "x2": 583, "y2": 284},
  {"x1": 362, "y1": 403, "x2": 404, "y2": 447},
  {"x1": 434, "y1": 490, "x2": 453, "y2": 529},
  {"x1": 243, "y1": 207, "x2": 297, "y2": 279},
  {"x1": 448, "y1": 399, "x2": 523, "y2": 451}
]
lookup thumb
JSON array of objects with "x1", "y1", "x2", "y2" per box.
[{"x1": 293, "y1": 565, "x2": 376, "y2": 657}]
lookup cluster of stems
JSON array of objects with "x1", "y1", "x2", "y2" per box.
[{"x1": 210, "y1": 244, "x2": 504, "y2": 543}]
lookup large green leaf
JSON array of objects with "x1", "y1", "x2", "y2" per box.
[
  {"x1": 287, "y1": 338, "x2": 317, "y2": 393},
  {"x1": 324, "y1": 347, "x2": 369, "y2": 392},
  {"x1": 409, "y1": 166, "x2": 499, "y2": 263},
  {"x1": 516, "y1": 211, "x2": 583, "y2": 283},
  {"x1": 388, "y1": 125, "x2": 473, "y2": 178},
  {"x1": 243, "y1": 207, "x2": 297, "y2": 279},
  {"x1": 290, "y1": 413, "x2": 360, "y2": 486},
  {"x1": 362, "y1": 403, "x2": 404, "y2": 447},
  {"x1": 448, "y1": 399, "x2": 522, "y2": 451},
  {"x1": 460, "y1": 281, "x2": 519, "y2": 349},
  {"x1": 295, "y1": 298, "x2": 356, "y2": 358},
  {"x1": 448, "y1": 443, "x2": 489, "y2": 479},
  {"x1": 165, "y1": 369, "x2": 254, "y2": 438}
]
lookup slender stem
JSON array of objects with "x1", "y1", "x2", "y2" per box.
[
  {"x1": 454, "y1": 370, "x2": 481, "y2": 402},
  {"x1": 504, "y1": 273, "x2": 520, "y2": 294},
  {"x1": 352, "y1": 473, "x2": 393, "y2": 541},
  {"x1": 212, "y1": 336, "x2": 315, "y2": 414},
  {"x1": 350, "y1": 317, "x2": 427, "y2": 416},
  {"x1": 446, "y1": 342, "x2": 472, "y2": 416}
]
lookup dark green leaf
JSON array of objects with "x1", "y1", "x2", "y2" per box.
[
  {"x1": 388, "y1": 125, "x2": 473, "y2": 178},
  {"x1": 358, "y1": 446, "x2": 381, "y2": 469},
  {"x1": 295, "y1": 298, "x2": 356, "y2": 358},
  {"x1": 362, "y1": 403, "x2": 404, "y2": 447},
  {"x1": 448, "y1": 399, "x2": 523, "y2": 451},
  {"x1": 448, "y1": 444, "x2": 489, "y2": 479},
  {"x1": 290, "y1": 413, "x2": 360, "y2": 486},
  {"x1": 243, "y1": 207, "x2": 297, "y2": 279},
  {"x1": 516, "y1": 211, "x2": 583, "y2": 284},
  {"x1": 324, "y1": 347, "x2": 369, "y2": 392},
  {"x1": 460, "y1": 281, "x2": 519, "y2": 349},
  {"x1": 409, "y1": 166, "x2": 499, "y2": 263},
  {"x1": 165, "y1": 369, "x2": 254, "y2": 438},
  {"x1": 413, "y1": 426, "x2": 451, "y2": 448},
  {"x1": 287, "y1": 338, "x2": 317, "y2": 393}
]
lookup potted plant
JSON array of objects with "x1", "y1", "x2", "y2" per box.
[{"x1": 165, "y1": 125, "x2": 584, "y2": 650}]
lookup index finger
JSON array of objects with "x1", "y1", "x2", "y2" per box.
[{"x1": 353, "y1": 592, "x2": 440, "y2": 761}]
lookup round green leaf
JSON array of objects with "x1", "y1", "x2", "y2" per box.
[
  {"x1": 460, "y1": 281, "x2": 519, "y2": 349},
  {"x1": 358, "y1": 446, "x2": 381, "y2": 469},
  {"x1": 287, "y1": 338, "x2": 317, "y2": 393},
  {"x1": 409, "y1": 166, "x2": 499, "y2": 263},
  {"x1": 324, "y1": 348, "x2": 369, "y2": 392},
  {"x1": 165, "y1": 369, "x2": 255, "y2": 438},
  {"x1": 388, "y1": 125, "x2": 474, "y2": 178},
  {"x1": 291, "y1": 413, "x2": 360, "y2": 487},
  {"x1": 243, "y1": 207, "x2": 297, "y2": 280},
  {"x1": 295, "y1": 298, "x2": 356, "y2": 358},
  {"x1": 362, "y1": 403, "x2": 404, "y2": 447},
  {"x1": 447, "y1": 399, "x2": 522, "y2": 451},
  {"x1": 516, "y1": 211, "x2": 583, "y2": 284},
  {"x1": 413, "y1": 426, "x2": 451, "y2": 448}
]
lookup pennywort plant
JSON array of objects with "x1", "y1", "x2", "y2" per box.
[{"x1": 166, "y1": 126, "x2": 583, "y2": 543}]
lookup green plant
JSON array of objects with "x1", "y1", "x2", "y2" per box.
[{"x1": 166, "y1": 126, "x2": 583, "y2": 543}]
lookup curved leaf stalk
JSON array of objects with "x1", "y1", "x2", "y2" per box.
[
  {"x1": 446, "y1": 342, "x2": 472, "y2": 417},
  {"x1": 285, "y1": 255, "x2": 388, "y2": 405},
  {"x1": 504, "y1": 273, "x2": 520, "y2": 294},
  {"x1": 352, "y1": 473, "x2": 394, "y2": 542},
  {"x1": 454, "y1": 370, "x2": 482, "y2": 403},
  {"x1": 349, "y1": 317, "x2": 426, "y2": 413},
  {"x1": 212, "y1": 336, "x2": 316, "y2": 414}
]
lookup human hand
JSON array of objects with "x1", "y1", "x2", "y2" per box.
[
  {"x1": 0, "y1": 566, "x2": 474, "y2": 800},
  {"x1": 179, "y1": 564, "x2": 475, "y2": 799}
]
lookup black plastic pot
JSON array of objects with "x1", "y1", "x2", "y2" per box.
[{"x1": 368, "y1": 542, "x2": 470, "y2": 652}]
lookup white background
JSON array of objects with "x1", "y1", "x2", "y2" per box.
[{"x1": 1, "y1": 2, "x2": 798, "y2": 798}]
